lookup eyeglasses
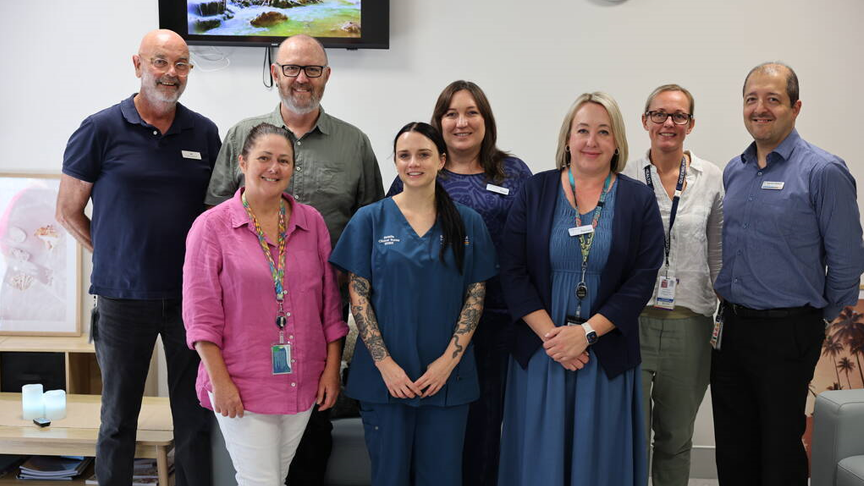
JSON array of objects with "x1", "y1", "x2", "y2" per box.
[
  {"x1": 274, "y1": 63, "x2": 327, "y2": 78},
  {"x1": 646, "y1": 111, "x2": 692, "y2": 125},
  {"x1": 145, "y1": 57, "x2": 193, "y2": 75}
]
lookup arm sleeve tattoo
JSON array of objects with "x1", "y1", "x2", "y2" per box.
[
  {"x1": 450, "y1": 282, "x2": 486, "y2": 359},
  {"x1": 349, "y1": 273, "x2": 390, "y2": 362}
]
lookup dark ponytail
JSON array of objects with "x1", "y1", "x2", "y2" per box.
[
  {"x1": 435, "y1": 179, "x2": 465, "y2": 273},
  {"x1": 394, "y1": 122, "x2": 466, "y2": 273}
]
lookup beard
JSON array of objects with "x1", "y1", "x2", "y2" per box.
[
  {"x1": 140, "y1": 70, "x2": 185, "y2": 104},
  {"x1": 279, "y1": 82, "x2": 324, "y2": 115}
]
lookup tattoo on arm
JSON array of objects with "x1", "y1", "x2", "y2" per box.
[
  {"x1": 450, "y1": 282, "x2": 486, "y2": 359},
  {"x1": 349, "y1": 273, "x2": 390, "y2": 362}
]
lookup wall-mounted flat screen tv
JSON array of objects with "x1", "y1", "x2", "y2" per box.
[{"x1": 159, "y1": 0, "x2": 389, "y2": 49}]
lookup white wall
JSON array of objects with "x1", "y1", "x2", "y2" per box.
[{"x1": 4, "y1": 0, "x2": 863, "y2": 456}]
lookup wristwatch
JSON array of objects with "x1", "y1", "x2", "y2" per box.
[{"x1": 581, "y1": 323, "x2": 598, "y2": 345}]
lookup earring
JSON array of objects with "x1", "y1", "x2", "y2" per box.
[
  {"x1": 614, "y1": 148, "x2": 619, "y2": 155},
  {"x1": 565, "y1": 145, "x2": 570, "y2": 153}
]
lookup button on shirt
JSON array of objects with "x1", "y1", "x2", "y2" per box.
[
  {"x1": 183, "y1": 190, "x2": 348, "y2": 415},
  {"x1": 714, "y1": 129, "x2": 864, "y2": 319},
  {"x1": 204, "y1": 105, "x2": 384, "y2": 245},
  {"x1": 622, "y1": 151, "x2": 723, "y2": 316}
]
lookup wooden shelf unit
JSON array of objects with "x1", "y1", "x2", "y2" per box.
[{"x1": 0, "y1": 336, "x2": 101, "y2": 395}]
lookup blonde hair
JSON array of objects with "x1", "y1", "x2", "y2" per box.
[
  {"x1": 643, "y1": 84, "x2": 695, "y2": 116},
  {"x1": 555, "y1": 92, "x2": 628, "y2": 173}
]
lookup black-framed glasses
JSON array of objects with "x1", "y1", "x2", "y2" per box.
[
  {"x1": 274, "y1": 63, "x2": 327, "y2": 78},
  {"x1": 145, "y1": 57, "x2": 193, "y2": 75},
  {"x1": 646, "y1": 111, "x2": 692, "y2": 125}
]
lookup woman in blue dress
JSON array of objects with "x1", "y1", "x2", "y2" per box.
[
  {"x1": 330, "y1": 122, "x2": 497, "y2": 486},
  {"x1": 386, "y1": 80, "x2": 532, "y2": 486},
  {"x1": 499, "y1": 92, "x2": 665, "y2": 486}
]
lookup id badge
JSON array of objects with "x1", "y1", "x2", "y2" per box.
[
  {"x1": 271, "y1": 343, "x2": 293, "y2": 375},
  {"x1": 711, "y1": 303, "x2": 725, "y2": 351},
  {"x1": 654, "y1": 275, "x2": 676, "y2": 310},
  {"x1": 565, "y1": 314, "x2": 587, "y2": 326},
  {"x1": 568, "y1": 225, "x2": 594, "y2": 237}
]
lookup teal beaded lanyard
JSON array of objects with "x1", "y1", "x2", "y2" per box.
[{"x1": 568, "y1": 167, "x2": 612, "y2": 318}]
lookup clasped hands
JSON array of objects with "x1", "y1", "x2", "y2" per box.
[
  {"x1": 543, "y1": 325, "x2": 590, "y2": 371},
  {"x1": 377, "y1": 355, "x2": 458, "y2": 399}
]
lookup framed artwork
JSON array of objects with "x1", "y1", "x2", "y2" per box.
[{"x1": 0, "y1": 173, "x2": 81, "y2": 336}]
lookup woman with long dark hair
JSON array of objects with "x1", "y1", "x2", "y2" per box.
[
  {"x1": 331, "y1": 122, "x2": 497, "y2": 486},
  {"x1": 386, "y1": 81, "x2": 532, "y2": 485}
]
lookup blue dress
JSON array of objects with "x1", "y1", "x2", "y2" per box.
[{"x1": 499, "y1": 184, "x2": 647, "y2": 486}]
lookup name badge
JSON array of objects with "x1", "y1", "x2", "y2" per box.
[
  {"x1": 182, "y1": 150, "x2": 202, "y2": 160},
  {"x1": 271, "y1": 343, "x2": 293, "y2": 375},
  {"x1": 568, "y1": 225, "x2": 594, "y2": 237},
  {"x1": 761, "y1": 181, "x2": 784, "y2": 190},
  {"x1": 486, "y1": 184, "x2": 510, "y2": 195},
  {"x1": 654, "y1": 275, "x2": 677, "y2": 310}
]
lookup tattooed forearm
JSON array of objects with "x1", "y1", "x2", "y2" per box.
[
  {"x1": 450, "y1": 282, "x2": 486, "y2": 359},
  {"x1": 349, "y1": 273, "x2": 390, "y2": 362}
]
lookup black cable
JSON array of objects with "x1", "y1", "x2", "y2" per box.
[{"x1": 263, "y1": 46, "x2": 274, "y2": 88}]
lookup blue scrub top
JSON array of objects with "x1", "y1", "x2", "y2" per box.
[{"x1": 330, "y1": 198, "x2": 498, "y2": 407}]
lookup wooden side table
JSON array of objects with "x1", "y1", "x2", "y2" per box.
[{"x1": 0, "y1": 393, "x2": 173, "y2": 484}]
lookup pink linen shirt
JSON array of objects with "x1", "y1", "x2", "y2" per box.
[{"x1": 183, "y1": 189, "x2": 347, "y2": 415}]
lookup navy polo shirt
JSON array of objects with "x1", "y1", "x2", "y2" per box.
[{"x1": 62, "y1": 95, "x2": 221, "y2": 299}]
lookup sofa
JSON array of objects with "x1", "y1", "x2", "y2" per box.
[{"x1": 812, "y1": 389, "x2": 864, "y2": 486}]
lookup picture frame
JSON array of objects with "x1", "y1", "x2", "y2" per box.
[{"x1": 0, "y1": 173, "x2": 81, "y2": 336}]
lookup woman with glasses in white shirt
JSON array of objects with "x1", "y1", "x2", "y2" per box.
[{"x1": 622, "y1": 84, "x2": 723, "y2": 486}]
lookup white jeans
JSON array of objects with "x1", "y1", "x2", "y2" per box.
[{"x1": 211, "y1": 393, "x2": 313, "y2": 486}]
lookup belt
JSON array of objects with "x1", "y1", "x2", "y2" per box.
[{"x1": 727, "y1": 303, "x2": 818, "y2": 319}]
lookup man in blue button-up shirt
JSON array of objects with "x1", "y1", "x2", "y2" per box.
[{"x1": 712, "y1": 62, "x2": 864, "y2": 486}]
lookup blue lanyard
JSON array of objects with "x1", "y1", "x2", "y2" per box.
[
  {"x1": 567, "y1": 167, "x2": 612, "y2": 317},
  {"x1": 644, "y1": 156, "x2": 687, "y2": 270}
]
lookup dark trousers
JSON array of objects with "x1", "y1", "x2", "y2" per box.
[
  {"x1": 93, "y1": 297, "x2": 211, "y2": 486},
  {"x1": 462, "y1": 311, "x2": 511, "y2": 486},
  {"x1": 710, "y1": 304, "x2": 824, "y2": 486},
  {"x1": 360, "y1": 402, "x2": 469, "y2": 486},
  {"x1": 286, "y1": 405, "x2": 332, "y2": 485}
]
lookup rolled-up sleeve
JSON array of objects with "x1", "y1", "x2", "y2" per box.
[
  {"x1": 182, "y1": 214, "x2": 227, "y2": 349},
  {"x1": 314, "y1": 211, "x2": 349, "y2": 343},
  {"x1": 815, "y1": 160, "x2": 864, "y2": 319},
  {"x1": 205, "y1": 125, "x2": 244, "y2": 206}
]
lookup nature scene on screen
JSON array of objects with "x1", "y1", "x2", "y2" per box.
[{"x1": 188, "y1": 0, "x2": 361, "y2": 38}]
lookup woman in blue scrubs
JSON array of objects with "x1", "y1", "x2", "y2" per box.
[
  {"x1": 330, "y1": 122, "x2": 497, "y2": 486},
  {"x1": 499, "y1": 93, "x2": 664, "y2": 485}
]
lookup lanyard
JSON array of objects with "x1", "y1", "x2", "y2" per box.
[
  {"x1": 241, "y1": 192, "x2": 289, "y2": 341},
  {"x1": 567, "y1": 167, "x2": 612, "y2": 317},
  {"x1": 644, "y1": 156, "x2": 687, "y2": 272}
]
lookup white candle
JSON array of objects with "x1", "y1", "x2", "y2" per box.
[
  {"x1": 43, "y1": 390, "x2": 67, "y2": 420},
  {"x1": 21, "y1": 384, "x2": 44, "y2": 420}
]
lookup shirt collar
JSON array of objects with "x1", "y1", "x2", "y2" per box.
[
  {"x1": 640, "y1": 150, "x2": 704, "y2": 173},
  {"x1": 119, "y1": 94, "x2": 193, "y2": 134},
  {"x1": 228, "y1": 188, "x2": 310, "y2": 235},
  {"x1": 273, "y1": 104, "x2": 332, "y2": 136},
  {"x1": 740, "y1": 128, "x2": 800, "y2": 165}
]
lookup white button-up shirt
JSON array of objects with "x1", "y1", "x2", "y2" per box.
[{"x1": 622, "y1": 151, "x2": 724, "y2": 316}]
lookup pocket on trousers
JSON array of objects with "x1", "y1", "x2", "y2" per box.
[{"x1": 359, "y1": 403, "x2": 381, "y2": 458}]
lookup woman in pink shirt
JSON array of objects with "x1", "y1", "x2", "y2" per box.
[{"x1": 182, "y1": 123, "x2": 347, "y2": 485}]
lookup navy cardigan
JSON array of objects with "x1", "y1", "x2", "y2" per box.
[{"x1": 500, "y1": 169, "x2": 664, "y2": 379}]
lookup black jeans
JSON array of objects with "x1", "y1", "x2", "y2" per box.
[
  {"x1": 462, "y1": 311, "x2": 512, "y2": 486},
  {"x1": 93, "y1": 297, "x2": 211, "y2": 486},
  {"x1": 710, "y1": 304, "x2": 824, "y2": 486}
]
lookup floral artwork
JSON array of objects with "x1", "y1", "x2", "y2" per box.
[{"x1": 0, "y1": 174, "x2": 80, "y2": 335}]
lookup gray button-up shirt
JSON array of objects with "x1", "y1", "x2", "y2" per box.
[{"x1": 205, "y1": 104, "x2": 384, "y2": 245}]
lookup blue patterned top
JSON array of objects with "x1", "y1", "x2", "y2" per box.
[{"x1": 387, "y1": 156, "x2": 533, "y2": 312}]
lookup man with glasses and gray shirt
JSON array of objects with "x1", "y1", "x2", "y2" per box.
[{"x1": 205, "y1": 34, "x2": 383, "y2": 485}]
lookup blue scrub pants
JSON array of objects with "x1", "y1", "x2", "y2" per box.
[{"x1": 359, "y1": 401, "x2": 469, "y2": 486}]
